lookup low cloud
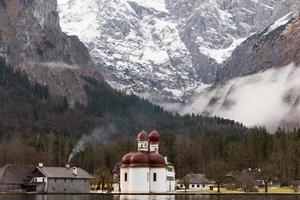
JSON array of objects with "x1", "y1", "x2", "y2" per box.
[{"x1": 183, "y1": 64, "x2": 300, "y2": 132}]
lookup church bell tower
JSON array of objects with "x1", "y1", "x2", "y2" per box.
[{"x1": 137, "y1": 130, "x2": 149, "y2": 151}]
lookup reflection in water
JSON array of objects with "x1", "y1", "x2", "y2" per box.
[
  {"x1": 35, "y1": 194, "x2": 92, "y2": 200},
  {"x1": 0, "y1": 194, "x2": 299, "y2": 200},
  {"x1": 118, "y1": 195, "x2": 175, "y2": 200}
]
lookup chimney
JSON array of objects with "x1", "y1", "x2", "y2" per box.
[
  {"x1": 72, "y1": 167, "x2": 78, "y2": 176},
  {"x1": 66, "y1": 164, "x2": 70, "y2": 169},
  {"x1": 38, "y1": 163, "x2": 43, "y2": 168}
]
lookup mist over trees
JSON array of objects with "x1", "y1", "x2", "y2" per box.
[{"x1": 0, "y1": 58, "x2": 300, "y2": 186}]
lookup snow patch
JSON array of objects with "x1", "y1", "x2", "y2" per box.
[
  {"x1": 163, "y1": 88, "x2": 183, "y2": 99},
  {"x1": 199, "y1": 37, "x2": 246, "y2": 64},
  {"x1": 128, "y1": 0, "x2": 168, "y2": 13},
  {"x1": 57, "y1": 0, "x2": 99, "y2": 43},
  {"x1": 38, "y1": 62, "x2": 80, "y2": 69},
  {"x1": 264, "y1": 12, "x2": 293, "y2": 35},
  {"x1": 142, "y1": 47, "x2": 169, "y2": 65}
]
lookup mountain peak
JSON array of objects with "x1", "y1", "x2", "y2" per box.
[{"x1": 57, "y1": 0, "x2": 300, "y2": 106}]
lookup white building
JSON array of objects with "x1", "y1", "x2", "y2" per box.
[
  {"x1": 177, "y1": 174, "x2": 212, "y2": 190},
  {"x1": 120, "y1": 130, "x2": 176, "y2": 193}
]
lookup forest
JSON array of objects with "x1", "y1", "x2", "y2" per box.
[{"x1": 0, "y1": 58, "x2": 299, "y2": 189}]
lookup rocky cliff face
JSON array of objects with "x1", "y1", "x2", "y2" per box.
[
  {"x1": 217, "y1": 13, "x2": 300, "y2": 83},
  {"x1": 0, "y1": 0, "x2": 102, "y2": 106},
  {"x1": 167, "y1": 0, "x2": 300, "y2": 82},
  {"x1": 58, "y1": 0, "x2": 199, "y2": 104},
  {"x1": 57, "y1": 0, "x2": 300, "y2": 104},
  {"x1": 184, "y1": 15, "x2": 300, "y2": 131}
]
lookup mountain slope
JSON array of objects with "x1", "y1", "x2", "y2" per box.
[
  {"x1": 58, "y1": 0, "x2": 198, "y2": 104},
  {"x1": 0, "y1": 58, "x2": 247, "y2": 137},
  {"x1": 184, "y1": 15, "x2": 300, "y2": 131},
  {"x1": 57, "y1": 0, "x2": 300, "y2": 104},
  {"x1": 217, "y1": 13, "x2": 300, "y2": 83},
  {"x1": 0, "y1": 0, "x2": 102, "y2": 106},
  {"x1": 0, "y1": 0, "x2": 248, "y2": 137}
]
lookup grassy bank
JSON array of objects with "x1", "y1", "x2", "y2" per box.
[{"x1": 177, "y1": 185, "x2": 298, "y2": 194}]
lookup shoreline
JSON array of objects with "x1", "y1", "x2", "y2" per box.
[{"x1": 0, "y1": 192, "x2": 299, "y2": 195}]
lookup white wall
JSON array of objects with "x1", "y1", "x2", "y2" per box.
[
  {"x1": 128, "y1": 167, "x2": 150, "y2": 193},
  {"x1": 119, "y1": 195, "x2": 176, "y2": 200},
  {"x1": 177, "y1": 184, "x2": 185, "y2": 190},
  {"x1": 150, "y1": 144, "x2": 159, "y2": 152},
  {"x1": 112, "y1": 183, "x2": 120, "y2": 192},
  {"x1": 138, "y1": 141, "x2": 149, "y2": 151},
  {"x1": 166, "y1": 166, "x2": 175, "y2": 192},
  {"x1": 177, "y1": 183, "x2": 211, "y2": 190},
  {"x1": 150, "y1": 168, "x2": 166, "y2": 193},
  {"x1": 33, "y1": 177, "x2": 47, "y2": 183},
  {"x1": 120, "y1": 167, "x2": 129, "y2": 192},
  {"x1": 189, "y1": 184, "x2": 210, "y2": 190}
]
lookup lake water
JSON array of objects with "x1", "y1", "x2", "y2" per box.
[{"x1": 0, "y1": 195, "x2": 299, "y2": 200}]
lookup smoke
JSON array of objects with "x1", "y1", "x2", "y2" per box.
[
  {"x1": 183, "y1": 64, "x2": 300, "y2": 132},
  {"x1": 67, "y1": 124, "x2": 116, "y2": 163},
  {"x1": 67, "y1": 135, "x2": 90, "y2": 164}
]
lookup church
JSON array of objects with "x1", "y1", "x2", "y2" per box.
[{"x1": 120, "y1": 130, "x2": 176, "y2": 193}]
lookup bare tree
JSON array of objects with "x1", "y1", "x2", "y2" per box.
[
  {"x1": 207, "y1": 159, "x2": 229, "y2": 193},
  {"x1": 259, "y1": 161, "x2": 278, "y2": 193}
]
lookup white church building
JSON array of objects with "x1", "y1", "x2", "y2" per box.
[{"x1": 119, "y1": 130, "x2": 176, "y2": 193}]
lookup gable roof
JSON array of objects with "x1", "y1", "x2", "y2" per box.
[
  {"x1": 291, "y1": 180, "x2": 300, "y2": 185},
  {"x1": 0, "y1": 164, "x2": 34, "y2": 184},
  {"x1": 226, "y1": 171, "x2": 257, "y2": 186},
  {"x1": 34, "y1": 166, "x2": 93, "y2": 180},
  {"x1": 178, "y1": 174, "x2": 210, "y2": 184}
]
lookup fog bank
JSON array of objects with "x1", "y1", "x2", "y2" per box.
[{"x1": 183, "y1": 64, "x2": 300, "y2": 132}]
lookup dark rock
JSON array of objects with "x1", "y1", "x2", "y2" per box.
[{"x1": 0, "y1": 0, "x2": 102, "y2": 106}]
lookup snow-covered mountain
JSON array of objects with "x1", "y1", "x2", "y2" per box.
[
  {"x1": 184, "y1": 15, "x2": 300, "y2": 132},
  {"x1": 58, "y1": 0, "x2": 198, "y2": 104},
  {"x1": 217, "y1": 12, "x2": 299, "y2": 83},
  {"x1": 57, "y1": 0, "x2": 300, "y2": 105}
]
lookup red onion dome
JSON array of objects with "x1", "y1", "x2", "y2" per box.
[
  {"x1": 149, "y1": 130, "x2": 160, "y2": 143},
  {"x1": 137, "y1": 130, "x2": 149, "y2": 141},
  {"x1": 121, "y1": 152, "x2": 132, "y2": 167},
  {"x1": 148, "y1": 152, "x2": 165, "y2": 167},
  {"x1": 130, "y1": 152, "x2": 149, "y2": 167}
]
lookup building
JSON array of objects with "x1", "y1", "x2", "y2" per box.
[
  {"x1": 165, "y1": 159, "x2": 176, "y2": 191},
  {"x1": 177, "y1": 174, "x2": 212, "y2": 190},
  {"x1": 291, "y1": 180, "x2": 300, "y2": 192},
  {"x1": 224, "y1": 171, "x2": 258, "y2": 192},
  {"x1": 245, "y1": 168, "x2": 276, "y2": 188},
  {"x1": 31, "y1": 163, "x2": 93, "y2": 193},
  {"x1": 0, "y1": 164, "x2": 35, "y2": 192},
  {"x1": 119, "y1": 130, "x2": 176, "y2": 193}
]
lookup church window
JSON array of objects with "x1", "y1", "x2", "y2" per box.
[{"x1": 153, "y1": 173, "x2": 157, "y2": 182}]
